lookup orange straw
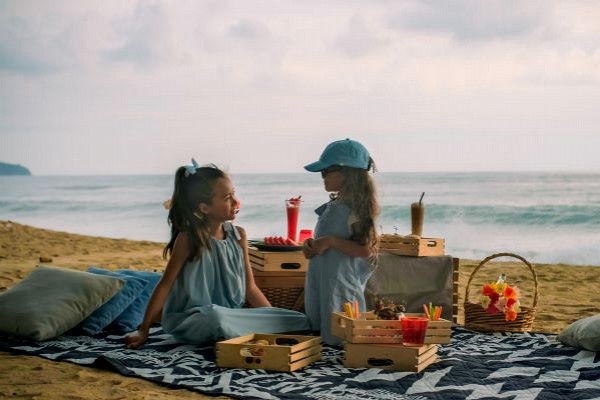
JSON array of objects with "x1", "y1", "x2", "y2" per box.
[{"x1": 353, "y1": 300, "x2": 359, "y2": 318}]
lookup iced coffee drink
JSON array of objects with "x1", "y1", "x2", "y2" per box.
[{"x1": 411, "y1": 201, "x2": 425, "y2": 237}]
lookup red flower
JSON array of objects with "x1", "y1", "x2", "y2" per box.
[
  {"x1": 486, "y1": 302, "x2": 500, "y2": 314},
  {"x1": 503, "y1": 285, "x2": 519, "y2": 300},
  {"x1": 505, "y1": 308, "x2": 517, "y2": 321},
  {"x1": 488, "y1": 292, "x2": 499, "y2": 304},
  {"x1": 482, "y1": 283, "x2": 498, "y2": 297}
]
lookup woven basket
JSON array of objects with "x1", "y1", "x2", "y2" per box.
[
  {"x1": 464, "y1": 252, "x2": 538, "y2": 333},
  {"x1": 261, "y1": 287, "x2": 304, "y2": 312}
]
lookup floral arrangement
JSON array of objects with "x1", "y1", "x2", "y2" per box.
[{"x1": 480, "y1": 274, "x2": 521, "y2": 321}]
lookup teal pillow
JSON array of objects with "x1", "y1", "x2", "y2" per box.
[
  {"x1": 557, "y1": 314, "x2": 600, "y2": 352},
  {"x1": 0, "y1": 266, "x2": 124, "y2": 340},
  {"x1": 109, "y1": 270, "x2": 162, "y2": 332},
  {"x1": 77, "y1": 267, "x2": 149, "y2": 335}
]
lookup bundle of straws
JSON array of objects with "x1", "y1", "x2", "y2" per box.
[{"x1": 423, "y1": 302, "x2": 442, "y2": 321}]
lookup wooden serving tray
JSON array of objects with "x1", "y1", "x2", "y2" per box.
[
  {"x1": 379, "y1": 234, "x2": 445, "y2": 257},
  {"x1": 331, "y1": 312, "x2": 452, "y2": 344}
]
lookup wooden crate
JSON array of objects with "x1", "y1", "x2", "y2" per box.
[
  {"x1": 216, "y1": 333, "x2": 322, "y2": 372},
  {"x1": 249, "y1": 247, "x2": 309, "y2": 272},
  {"x1": 252, "y1": 269, "x2": 305, "y2": 311},
  {"x1": 379, "y1": 234, "x2": 445, "y2": 257},
  {"x1": 343, "y1": 342, "x2": 438, "y2": 372},
  {"x1": 331, "y1": 312, "x2": 452, "y2": 344}
]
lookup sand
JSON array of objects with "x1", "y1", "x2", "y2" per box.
[{"x1": 1, "y1": 220, "x2": 599, "y2": 399}]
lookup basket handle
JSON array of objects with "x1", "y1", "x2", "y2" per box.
[{"x1": 464, "y1": 252, "x2": 538, "y2": 310}]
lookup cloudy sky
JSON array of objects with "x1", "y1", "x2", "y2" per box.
[{"x1": 1, "y1": 0, "x2": 600, "y2": 175}]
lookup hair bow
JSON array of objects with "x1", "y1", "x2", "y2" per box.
[{"x1": 184, "y1": 158, "x2": 199, "y2": 177}]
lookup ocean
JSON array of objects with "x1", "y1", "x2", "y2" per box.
[{"x1": 1, "y1": 172, "x2": 599, "y2": 266}]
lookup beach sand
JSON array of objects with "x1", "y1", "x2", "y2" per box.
[{"x1": 1, "y1": 220, "x2": 599, "y2": 399}]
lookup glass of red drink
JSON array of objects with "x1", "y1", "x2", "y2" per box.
[
  {"x1": 298, "y1": 229, "x2": 313, "y2": 243},
  {"x1": 401, "y1": 316, "x2": 429, "y2": 346},
  {"x1": 285, "y1": 198, "x2": 301, "y2": 242}
]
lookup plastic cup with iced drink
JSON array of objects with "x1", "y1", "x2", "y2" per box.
[
  {"x1": 411, "y1": 192, "x2": 425, "y2": 237},
  {"x1": 285, "y1": 196, "x2": 301, "y2": 242}
]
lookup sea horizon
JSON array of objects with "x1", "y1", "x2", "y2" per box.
[{"x1": 2, "y1": 171, "x2": 599, "y2": 267}]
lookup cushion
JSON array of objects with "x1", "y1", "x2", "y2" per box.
[
  {"x1": 77, "y1": 267, "x2": 150, "y2": 335},
  {"x1": 0, "y1": 265, "x2": 124, "y2": 340},
  {"x1": 109, "y1": 270, "x2": 162, "y2": 332},
  {"x1": 557, "y1": 313, "x2": 600, "y2": 352}
]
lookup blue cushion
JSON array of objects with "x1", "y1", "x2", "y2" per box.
[
  {"x1": 109, "y1": 270, "x2": 162, "y2": 332},
  {"x1": 78, "y1": 267, "x2": 149, "y2": 335}
]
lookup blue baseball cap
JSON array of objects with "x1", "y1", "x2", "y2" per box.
[{"x1": 304, "y1": 138, "x2": 372, "y2": 172}]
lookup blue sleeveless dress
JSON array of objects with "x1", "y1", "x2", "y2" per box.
[
  {"x1": 304, "y1": 200, "x2": 375, "y2": 346},
  {"x1": 161, "y1": 222, "x2": 310, "y2": 344}
]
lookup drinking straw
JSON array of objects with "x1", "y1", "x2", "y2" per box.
[
  {"x1": 353, "y1": 300, "x2": 359, "y2": 318},
  {"x1": 423, "y1": 303, "x2": 430, "y2": 319},
  {"x1": 419, "y1": 192, "x2": 425, "y2": 205}
]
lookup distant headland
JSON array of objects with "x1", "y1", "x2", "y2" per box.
[{"x1": 0, "y1": 162, "x2": 32, "y2": 175}]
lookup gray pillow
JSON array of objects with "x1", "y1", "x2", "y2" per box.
[
  {"x1": 557, "y1": 313, "x2": 600, "y2": 352},
  {"x1": 0, "y1": 265, "x2": 124, "y2": 340}
]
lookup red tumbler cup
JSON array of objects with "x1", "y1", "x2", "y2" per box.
[{"x1": 401, "y1": 316, "x2": 429, "y2": 346}]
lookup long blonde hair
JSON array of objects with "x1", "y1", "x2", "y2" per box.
[{"x1": 336, "y1": 167, "x2": 379, "y2": 254}]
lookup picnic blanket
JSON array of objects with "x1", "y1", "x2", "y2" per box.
[{"x1": 1, "y1": 326, "x2": 599, "y2": 400}]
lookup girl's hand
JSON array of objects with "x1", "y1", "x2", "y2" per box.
[
  {"x1": 303, "y1": 237, "x2": 331, "y2": 258},
  {"x1": 302, "y1": 238, "x2": 316, "y2": 259},
  {"x1": 311, "y1": 237, "x2": 331, "y2": 255},
  {"x1": 125, "y1": 329, "x2": 149, "y2": 349}
]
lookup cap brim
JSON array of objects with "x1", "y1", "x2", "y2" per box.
[{"x1": 304, "y1": 160, "x2": 329, "y2": 172}]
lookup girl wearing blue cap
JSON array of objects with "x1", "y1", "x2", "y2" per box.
[
  {"x1": 303, "y1": 139, "x2": 379, "y2": 346},
  {"x1": 126, "y1": 161, "x2": 309, "y2": 348}
]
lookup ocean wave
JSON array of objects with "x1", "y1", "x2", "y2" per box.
[
  {"x1": 55, "y1": 185, "x2": 115, "y2": 191},
  {"x1": 379, "y1": 204, "x2": 600, "y2": 227},
  {"x1": 2, "y1": 172, "x2": 600, "y2": 265}
]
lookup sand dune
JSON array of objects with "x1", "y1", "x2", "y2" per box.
[{"x1": 1, "y1": 220, "x2": 598, "y2": 399}]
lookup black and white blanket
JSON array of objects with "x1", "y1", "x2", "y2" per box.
[{"x1": 1, "y1": 327, "x2": 599, "y2": 400}]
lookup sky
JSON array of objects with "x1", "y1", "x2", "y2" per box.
[{"x1": 1, "y1": 0, "x2": 600, "y2": 175}]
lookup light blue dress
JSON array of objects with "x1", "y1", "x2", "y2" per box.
[
  {"x1": 161, "y1": 222, "x2": 310, "y2": 344},
  {"x1": 304, "y1": 200, "x2": 375, "y2": 346}
]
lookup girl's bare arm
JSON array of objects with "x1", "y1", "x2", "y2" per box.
[
  {"x1": 237, "y1": 226, "x2": 271, "y2": 307},
  {"x1": 310, "y1": 223, "x2": 373, "y2": 258},
  {"x1": 125, "y1": 233, "x2": 190, "y2": 348}
]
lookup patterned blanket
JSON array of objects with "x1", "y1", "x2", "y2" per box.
[{"x1": 1, "y1": 327, "x2": 599, "y2": 400}]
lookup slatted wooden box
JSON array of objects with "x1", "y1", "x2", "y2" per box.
[
  {"x1": 249, "y1": 248, "x2": 308, "y2": 272},
  {"x1": 343, "y1": 342, "x2": 438, "y2": 372},
  {"x1": 252, "y1": 269, "x2": 305, "y2": 311},
  {"x1": 216, "y1": 333, "x2": 322, "y2": 372},
  {"x1": 331, "y1": 312, "x2": 452, "y2": 344},
  {"x1": 379, "y1": 234, "x2": 445, "y2": 257}
]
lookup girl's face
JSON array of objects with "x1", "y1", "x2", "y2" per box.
[
  {"x1": 321, "y1": 166, "x2": 344, "y2": 192},
  {"x1": 200, "y1": 177, "x2": 239, "y2": 222}
]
